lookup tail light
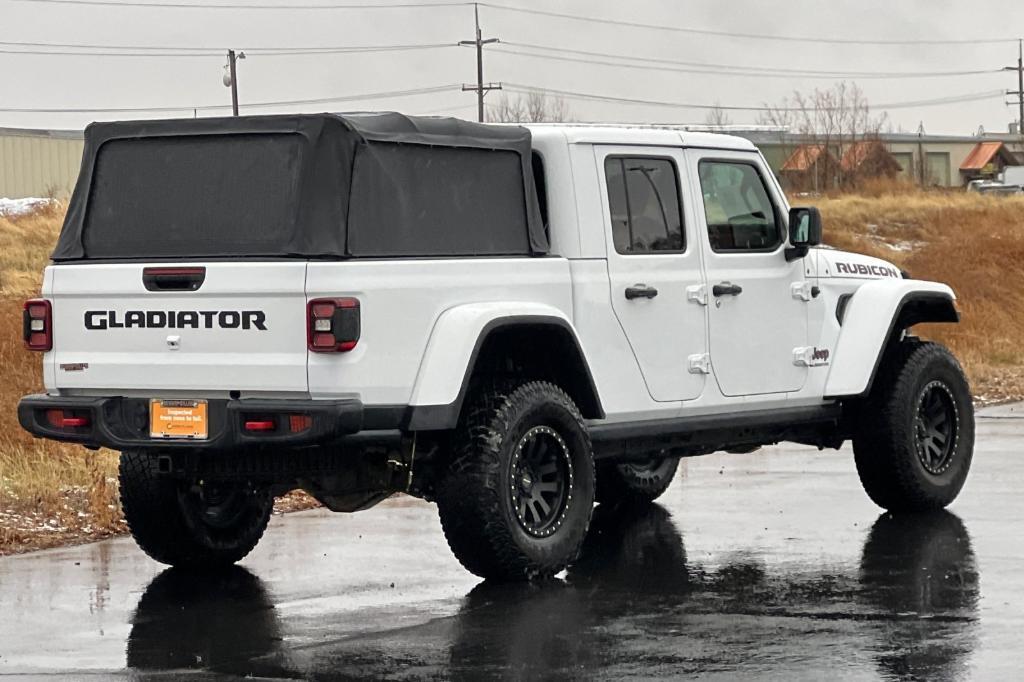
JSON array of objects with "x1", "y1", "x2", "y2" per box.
[
  {"x1": 23, "y1": 299, "x2": 52, "y2": 351},
  {"x1": 307, "y1": 298, "x2": 360, "y2": 353}
]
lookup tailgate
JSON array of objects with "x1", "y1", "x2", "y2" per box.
[{"x1": 48, "y1": 262, "x2": 309, "y2": 395}]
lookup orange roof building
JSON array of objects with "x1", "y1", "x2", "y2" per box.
[
  {"x1": 780, "y1": 145, "x2": 840, "y2": 191},
  {"x1": 960, "y1": 141, "x2": 1017, "y2": 178}
]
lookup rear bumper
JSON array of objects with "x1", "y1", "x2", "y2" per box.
[{"x1": 17, "y1": 394, "x2": 364, "y2": 451}]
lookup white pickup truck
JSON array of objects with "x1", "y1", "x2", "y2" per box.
[{"x1": 19, "y1": 113, "x2": 973, "y2": 581}]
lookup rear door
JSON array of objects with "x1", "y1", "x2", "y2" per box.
[
  {"x1": 686, "y1": 149, "x2": 808, "y2": 396},
  {"x1": 49, "y1": 262, "x2": 309, "y2": 395},
  {"x1": 596, "y1": 145, "x2": 707, "y2": 402}
]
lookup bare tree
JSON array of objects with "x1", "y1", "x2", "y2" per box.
[
  {"x1": 704, "y1": 102, "x2": 732, "y2": 128},
  {"x1": 487, "y1": 92, "x2": 571, "y2": 123},
  {"x1": 768, "y1": 82, "x2": 888, "y2": 191}
]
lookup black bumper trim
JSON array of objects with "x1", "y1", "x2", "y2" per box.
[{"x1": 18, "y1": 394, "x2": 363, "y2": 451}]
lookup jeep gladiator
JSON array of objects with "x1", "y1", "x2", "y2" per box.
[{"x1": 18, "y1": 113, "x2": 973, "y2": 580}]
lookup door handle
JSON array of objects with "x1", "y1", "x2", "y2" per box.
[
  {"x1": 625, "y1": 284, "x2": 659, "y2": 300},
  {"x1": 142, "y1": 266, "x2": 206, "y2": 292},
  {"x1": 712, "y1": 282, "x2": 743, "y2": 297}
]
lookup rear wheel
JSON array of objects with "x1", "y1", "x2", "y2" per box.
[
  {"x1": 435, "y1": 381, "x2": 595, "y2": 581},
  {"x1": 852, "y1": 341, "x2": 974, "y2": 511},
  {"x1": 119, "y1": 450, "x2": 273, "y2": 568},
  {"x1": 596, "y1": 457, "x2": 679, "y2": 504}
]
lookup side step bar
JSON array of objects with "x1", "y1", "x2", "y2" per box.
[{"x1": 588, "y1": 405, "x2": 843, "y2": 461}]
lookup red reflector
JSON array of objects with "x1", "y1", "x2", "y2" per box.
[
  {"x1": 45, "y1": 409, "x2": 89, "y2": 429},
  {"x1": 244, "y1": 420, "x2": 276, "y2": 432},
  {"x1": 289, "y1": 414, "x2": 313, "y2": 433}
]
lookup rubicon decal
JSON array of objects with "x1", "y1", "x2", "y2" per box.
[
  {"x1": 84, "y1": 310, "x2": 267, "y2": 330},
  {"x1": 834, "y1": 262, "x2": 900, "y2": 278}
]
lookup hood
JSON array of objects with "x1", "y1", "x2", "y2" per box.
[{"x1": 816, "y1": 248, "x2": 903, "y2": 280}]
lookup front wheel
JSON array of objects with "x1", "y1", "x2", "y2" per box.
[
  {"x1": 852, "y1": 341, "x2": 974, "y2": 512},
  {"x1": 119, "y1": 450, "x2": 273, "y2": 568},
  {"x1": 435, "y1": 381, "x2": 596, "y2": 581}
]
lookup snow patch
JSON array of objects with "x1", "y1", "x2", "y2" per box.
[{"x1": 0, "y1": 197, "x2": 53, "y2": 216}]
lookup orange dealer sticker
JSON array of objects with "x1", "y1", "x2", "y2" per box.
[{"x1": 150, "y1": 399, "x2": 209, "y2": 440}]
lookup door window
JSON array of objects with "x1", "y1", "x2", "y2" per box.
[
  {"x1": 698, "y1": 160, "x2": 781, "y2": 252},
  {"x1": 604, "y1": 156, "x2": 684, "y2": 254}
]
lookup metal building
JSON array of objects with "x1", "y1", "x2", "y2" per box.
[{"x1": 0, "y1": 127, "x2": 85, "y2": 200}]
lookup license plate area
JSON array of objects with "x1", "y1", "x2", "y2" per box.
[{"x1": 150, "y1": 399, "x2": 209, "y2": 440}]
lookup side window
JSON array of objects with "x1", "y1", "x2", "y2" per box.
[
  {"x1": 604, "y1": 156, "x2": 684, "y2": 254},
  {"x1": 698, "y1": 160, "x2": 781, "y2": 252}
]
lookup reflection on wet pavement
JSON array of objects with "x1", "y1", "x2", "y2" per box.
[
  {"x1": 117, "y1": 507, "x2": 980, "y2": 680},
  {"x1": 1, "y1": 403, "x2": 1020, "y2": 679}
]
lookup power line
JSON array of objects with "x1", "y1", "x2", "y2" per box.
[
  {"x1": 480, "y1": 3, "x2": 1021, "y2": 46},
  {"x1": 0, "y1": 83, "x2": 459, "y2": 113},
  {"x1": 11, "y1": 0, "x2": 469, "y2": 8},
  {"x1": 494, "y1": 41, "x2": 1002, "y2": 80},
  {"x1": 0, "y1": 42, "x2": 456, "y2": 57},
  {"x1": 502, "y1": 83, "x2": 1006, "y2": 112}
]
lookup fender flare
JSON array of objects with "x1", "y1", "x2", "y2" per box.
[
  {"x1": 824, "y1": 279, "x2": 959, "y2": 399},
  {"x1": 405, "y1": 302, "x2": 603, "y2": 431}
]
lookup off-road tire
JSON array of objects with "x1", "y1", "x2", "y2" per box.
[
  {"x1": 435, "y1": 381, "x2": 596, "y2": 581},
  {"x1": 852, "y1": 340, "x2": 974, "y2": 512},
  {"x1": 595, "y1": 457, "x2": 680, "y2": 504},
  {"x1": 119, "y1": 450, "x2": 273, "y2": 568}
]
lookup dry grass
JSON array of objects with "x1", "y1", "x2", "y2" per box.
[
  {"x1": 2, "y1": 188, "x2": 1023, "y2": 552},
  {"x1": 0, "y1": 201, "x2": 64, "y2": 297},
  {"x1": 815, "y1": 185, "x2": 1024, "y2": 402}
]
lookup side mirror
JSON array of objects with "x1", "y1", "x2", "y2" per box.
[
  {"x1": 788, "y1": 206, "x2": 822, "y2": 246},
  {"x1": 785, "y1": 206, "x2": 822, "y2": 261}
]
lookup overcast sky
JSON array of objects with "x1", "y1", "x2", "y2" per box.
[{"x1": 2, "y1": 0, "x2": 1023, "y2": 133}]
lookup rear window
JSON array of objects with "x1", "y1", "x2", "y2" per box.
[
  {"x1": 347, "y1": 143, "x2": 530, "y2": 257},
  {"x1": 82, "y1": 133, "x2": 305, "y2": 259}
]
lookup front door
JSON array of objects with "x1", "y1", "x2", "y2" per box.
[
  {"x1": 597, "y1": 145, "x2": 707, "y2": 402},
  {"x1": 686, "y1": 150, "x2": 809, "y2": 396}
]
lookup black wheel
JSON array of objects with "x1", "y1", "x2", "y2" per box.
[
  {"x1": 595, "y1": 457, "x2": 679, "y2": 504},
  {"x1": 435, "y1": 380, "x2": 595, "y2": 581},
  {"x1": 853, "y1": 341, "x2": 974, "y2": 512},
  {"x1": 119, "y1": 450, "x2": 273, "y2": 568}
]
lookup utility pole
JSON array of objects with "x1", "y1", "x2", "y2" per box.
[
  {"x1": 1004, "y1": 39, "x2": 1024, "y2": 141},
  {"x1": 917, "y1": 122, "x2": 926, "y2": 186},
  {"x1": 460, "y1": 3, "x2": 500, "y2": 122},
  {"x1": 223, "y1": 49, "x2": 246, "y2": 116}
]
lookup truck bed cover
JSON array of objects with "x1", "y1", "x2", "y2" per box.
[{"x1": 53, "y1": 112, "x2": 548, "y2": 261}]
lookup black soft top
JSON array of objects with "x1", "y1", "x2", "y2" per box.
[{"x1": 53, "y1": 112, "x2": 548, "y2": 261}]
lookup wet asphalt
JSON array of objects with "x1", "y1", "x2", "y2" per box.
[{"x1": 0, "y1": 403, "x2": 1021, "y2": 680}]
